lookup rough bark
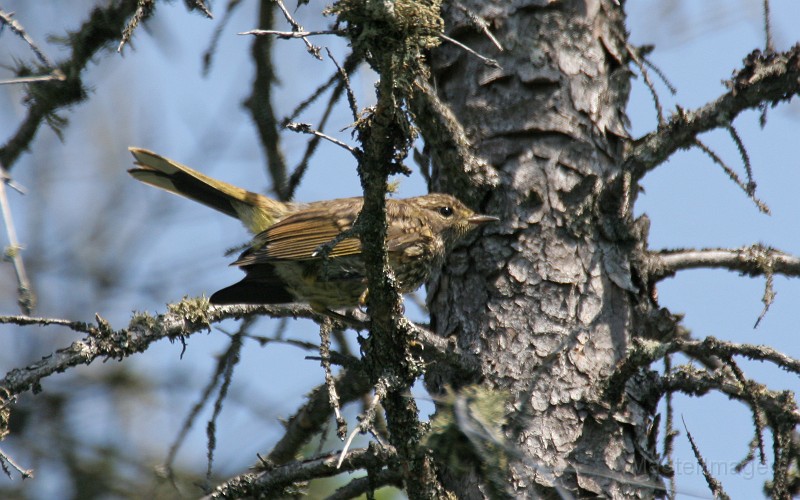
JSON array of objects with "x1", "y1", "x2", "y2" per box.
[{"x1": 425, "y1": 1, "x2": 658, "y2": 497}]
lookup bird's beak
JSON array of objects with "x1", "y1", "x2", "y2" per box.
[{"x1": 468, "y1": 214, "x2": 500, "y2": 225}]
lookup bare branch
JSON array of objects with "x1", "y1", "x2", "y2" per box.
[
  {"x1": 184, "y1": 0, "x2": 213, "y2": 19},
  {"x1": 204, "y1": 330, "x2": 245, "y2": 487},
  {"x1": 286, "y1": 122, "x2": 361, "y2": 158},
  {"x1": 338, "y1": 379, "x2": 386, "y2": 468},
  {"x1": 649, "y1": 245, "x2": 800, "y2": 281},
  {"x1": 270, "y1": 0, "x2": 322, "y2": 60},
  {"x1": 245, "y1": 1, "x2": 289, "y2": 200},
  {"x1": 682, "y1": 417, "x2": 731, "y2": 500},
  {"x1": 326, "y1": 467, "x2": 403, "y2": 499},
  {"x1": 162, "y1": 328, "x2": 249, "y2": 485},
  {"x1": 118, "y1": 0, "x2": 154, "y2": 52},
  {"x1": 0, "y1": 9, "x2": 57, "y2": 68},
  {"x1": 319, "y1": 318, "x2": 348, "y2": 441},
  {"x1": 326, "y1": 48, "x2": 359, "y2": 122},
  {"x1": 0, "y1": 73, "x2": 66, "y2": 86},
  {"x1": 754, "y1": 270, "x2": 776, "y2": 329},
  {"x1": 284, "y1": 53, "x2": 361, "y2": 199},
  {"x1": 440, "y1": 34, "x2": 501, "y2": 68},
  {"x1": 692, "y1": 139, "x2": 770, "y2": 214},
  {"x1": 0, "y1": 0, "x2": 142, "y2": 171},
  {"x1": 763, "y1": 0, "x2": 775, "y2": 53},
  {"x1": 204, "y1": 445, "x2": 396, "y2": 499},
  {"x1": 656, "y1": 366, "x2": 800, "y2": 427},
  {"x1": 678, "y1": 336, "x2": 800, "y2": 377},
  {"x1": 452, "y1": 2, "x2": 503, "y2": 51},
  {"x1": 266, "y1": 367, "x2": 370, "y2": 465},
  {"x1": 725, "y1": 125, "x2": 756, "y2": 195},
  {"x1": 0, "y1": 166, "x2": 35, "y2": 314},
  {"x1": 625, "y1": 44, "x2": 800, "y2": 179},
  {"x1": 202, "y1": 0, "x2": 245, "y2": 74},
  {"x1": 240, "y1": 29, "x2": 343, "y2": 38},
  {"x1": 627, "y1": 43, "x2": 668, "y2": 124},
  {"x1": 663, "y1": 356, "x2": 677, "y2": 497},
  {"x1": 0, "y1": 446, "x2": 33, "y2": 480},
  {"x1": 0, "y1": 301, "x2": 328, "y2": 403},
  {"x1": 723, "y1": 357, "x2": 767, "y2": 463}
]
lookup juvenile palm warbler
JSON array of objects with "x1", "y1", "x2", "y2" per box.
[{"x1": 128, "y1": 148, "x2": 498, "y2": 308}]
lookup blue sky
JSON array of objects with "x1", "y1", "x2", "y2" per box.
[{"x1": 1, "y1": 1, "x2": 799, "y2": 498}]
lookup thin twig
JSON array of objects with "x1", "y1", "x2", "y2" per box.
[
  {"x1": 0, "y1": 166, "x2": 35, "y2": 314},
  {"x1": 326, "y1": 48, "x2": 359, "y2": 122},
  {"x1": 0, "y1": 9, "x2": 57, "y2": 68},
  {"x1": 264, "y1": 367, "x2": 371, "y2": 465},
  {"x1": 320, "y1": 317, "x2": 348, "y2": 440},
  {"x1": 440, "y1": 33, "x2": 501, "y2": 68},
  {"x1": 753, "y1": 270, "x2": 775, "y2": 328},
  {"x1": 762, "y1": 0, "x2": 774, "y2": 53},
  {"x1": 270, "y1": 0, "x2": 322, "y2": 59},
  {"x1": 239, "y1": 29, "x2": 343, "y2": 38},
  {"x1": 642, "y1": 56, "x2": 677, "y2": 95},
  {"x1": 204, "y1": 330, "x2": 245, "y2": 488},
  {"x1": 682, "y1": 417, "x2": 731, "y2": 500},
  {"x1": 286, "y1": 122, "x2": 361, "y2": 157},
  {"x1": 693, "y1": 139, "x2": 770, "y2": 214},
  {"x1": 0, "y1": 72, "x2": 66, "y2": 86},
  {"x1": 245, "y1": 0, "x2": 290, "y2": 200},
  {"x1": 118, "y1": 0, "x2": 154, "y2": 53},
  {"x1": 284, "y1": 53, "x2": 361, "y2": 199},
  {"x1": 0, "y1": 446, "x2": 33, "y2": 479},
  {"x1": 204, "y1": 445, "x2": 395, "y2": 499},
  {"x1": 337, "y1": 378, "x2": 386, "y2": 468},
  {"x1": 453, "y1": 2, "x2": 503, "y2": 51},
  {"x1": 326, "y1": 467, "x2": 403, "y2": 500},
  {"x1": 627, "y1": 43, "x2": 666, "y2": 124},
  {"x1": 725, "y1": 124, "x2": 756, "y2": 196},
  {"x1": 663, "y1": 355, "x2": 677, "y2": 499},
  {"x1": 723, "y1": 357, "x2": 767, "y2": 464},
  {"x1": 202, "y1": 0, "x2": 244, "y2": 74}
]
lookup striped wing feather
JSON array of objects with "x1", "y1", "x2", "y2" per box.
[{"x1": 235, "y1": 207, "x2": 361, "y2": 264}]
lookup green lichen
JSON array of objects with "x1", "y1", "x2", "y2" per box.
[
  {"x1": 128, "y1": 311, "x2": 159, "y2": 332},
  {"x1": 167, "y1": 296, "x2": 212, "y2": 328},
  {"x1": 328, "y1": 0, "x2": 443, "y2": 92}
]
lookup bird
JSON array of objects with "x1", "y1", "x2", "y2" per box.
[{"x1": 128, "y1": 148, "x2": 498, "y2": 308}]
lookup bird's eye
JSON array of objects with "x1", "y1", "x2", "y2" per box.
[{"x1": 438, "y1": 206, "x2": 453, "y2": 217}]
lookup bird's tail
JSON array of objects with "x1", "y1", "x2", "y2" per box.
[{"x1": 128, "y1": 147, "x2": 290, "y2": 233}]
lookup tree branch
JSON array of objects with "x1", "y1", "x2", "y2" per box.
[
  {"x1": 648, "y1": 245, "x2": 800, "y2": 281},
  {"x1": 0, "y1": 301, "x2": 326, "y2": 403},
  {"x1": 244, "y1": 0, "x2": 289, "y2": 200},
  {"x1": 656, "y1": 366, "x2": 800, "y2": 427},
  {"x1": 0, "y1": 0, "x2": 142, "y2": 170},
  {"x1": 326, "y1": 467, "x2": 403, "y2": 499},
  {"x1": 204, "y1": 445, "x2": 395, "y2": 499},
  {"x1": 265, "y1": 366, "x2": 371, "y2": 465},
  {"x1": 625, "y1": 44, "x2": 800, "y2": 179}
]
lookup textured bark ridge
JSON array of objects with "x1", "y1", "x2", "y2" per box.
[{"x1": 426, "y1": 1, "x2": 658, "y2": 496}]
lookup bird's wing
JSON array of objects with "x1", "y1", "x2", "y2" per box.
[{"x1": 234, "y1": 202, "x2": 362, "y2": 264}]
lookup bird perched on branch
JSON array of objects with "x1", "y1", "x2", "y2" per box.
[{"x1": 128, "y1": 148, "x2": 498, "y2": 309}]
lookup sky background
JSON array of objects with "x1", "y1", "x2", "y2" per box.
[{"x1": 1, "y1": 1, "x2": 799, "y2": 498}]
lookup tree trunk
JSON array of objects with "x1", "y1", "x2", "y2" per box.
[{"x1": 427, "y1": 1, "x2": 659, "y2": 496}]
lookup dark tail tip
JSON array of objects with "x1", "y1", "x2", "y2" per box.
[{"x1": 210, "y1": 280, "x2": 295, "y2": 305}]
